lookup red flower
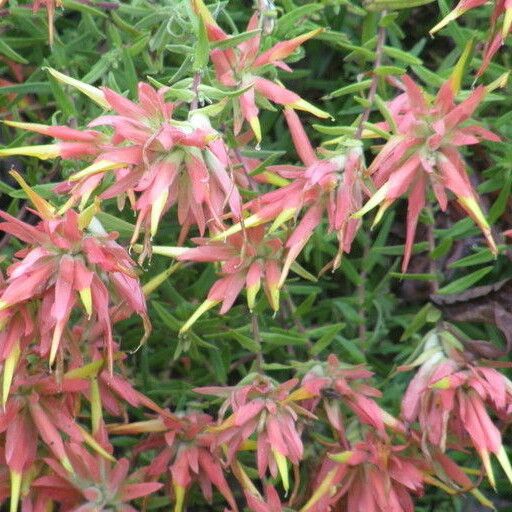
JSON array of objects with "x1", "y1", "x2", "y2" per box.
[
  {"x1": 0, "y1": 173, "x2": 149, "y2": 372},
  {"x1": 193, "y1": 0, "x2": 330, "y2": 142},
  {"x1": 154, "y1": 225, "x2": 284, "y2": 332},
  {"x1": 0, "y1": 299, "x2": 35, "y2": 405},
  {"x1": 401, "y1": 329, "x2": 512, "y2": 487},
  {"x1": 355, "y1": 76, "x2": 499, "y2": 271},
  {"x1": 277, "y1": 109, "x2": 365, "y2": 274},
  {"x1": 1, "y1": 82, "x2": 241, "y2": 246},
  {"x1": 0, "y1": 358, "x2": 114, "y2": 512},
  {"x1": 305, "y1": 434, "x2": 424, "y2": 512},
  {"x1": 430, "y1": 0, "x2": 512, "y2": 74},
  {"x1": 211, "y1": 108, "x2": 365, "y2": 283},
  {"x1": 196, "y1": 376, "x2": 315, "y2": 492},
  {"x1": 109, "y1": 412, "x2": 238, "y2": 512},
  {"x1": 63, "y1": 337, "x2": 164, "y2": 425},
  {"x1": 302, "y1": 355, "x2": 403, "y2": 441},
  {"x1": 34, "y1": 443, "x2": 162, "y2": 511}
]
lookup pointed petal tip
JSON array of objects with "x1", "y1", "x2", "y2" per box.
[
  {"x1": 9, "y1": 470, "x2": 22, "y2": 512},
  {"x1": 210, "y1": 214, "x2": 263, "y2": 241},
  {"x1": 429, "y1": 9, "x2": 463, "y2": 35},
  {"x1": 248, "y1": 116, "x2": 262, "y2": 143},
  {"x1": 502, "y1": 8, "x2": 512, "y2": 38},
  {"x1": 179, "y1": 299, "x2": 219, "y2": 334},
  {"x1": 371, "y1": 200, "x2": 391, "y2": 228},
  {"x1": 354, "y1": 183, "x2": 390, "y2": 220},
  {"x1": 290, "y1": 98, "x2": 332, "y2": 119},
  {"x1": 44, "y1": 67, "x2": 109, "y2": 109},
  {"x1": 496, "y1": 445, "x2": 512, "y2": 486},
  {"x1": 0, "y1": 144, "x2": 62, "y2": 161},
  {"x1": 2, "y1": 342, "x2": 20, "y2": 408},
  {"x1": 150, "y1": 190, "x2": 169, "y2": 238},
  {"x1": 481, "y1": 449, "x2": 496, "y2": 490},
  {"x1": 273, "y1": 449, "x2": 289, "y2": 494},
  {"x1": 68, "y1": 160, "x2": 125, "y2": 183},
  {"x1": 9, "y1": 170, "x2": 56, "y2": 219},
  {"x1": 79, "y1": 287, "x2": 93, "y2": 318}
]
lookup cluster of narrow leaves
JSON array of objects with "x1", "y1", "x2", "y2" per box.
[{"x1": 0, "y1": 0, "x2": 511, "y2": 511}]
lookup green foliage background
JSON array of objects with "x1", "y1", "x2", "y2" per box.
[{"x1": 0, "y1": 0, "x2": 511, "y2": 509}]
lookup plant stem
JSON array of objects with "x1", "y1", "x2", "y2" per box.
[
  {"x1": 190, "y1": 71, "x2": 202, "y2": 111},
  {"x1": 354, "y1": 16, "x2": 387, "y2": 140},
  {"x1": 355, "y1": 14, "x2": 387, "y2": 344},
  {"x1": 251, "y1": 312, "x2": 264, "y2": 373},
  {"x1": 427, "y1": 205, "x2": 439, "y2": 294}
]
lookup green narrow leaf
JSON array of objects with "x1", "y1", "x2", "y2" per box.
[
  {"x1": 226, "y1": 330, "x2": 261, "y2": 352},
  {"x1": 323, "y1": 79, "x2": 373, "y2": 100},
  {"x1": 372, "y1": 241, "x2": 429, "y2": 256},
  {"x1": 262, "y1": 362, "x2": 293, "y2": 370},
  {"x1": 0, "y1": 181, "x2": 15, "y2": 195},
  {"x1": 390, "y1": 272, "x2": 439, "y2": 281},
  {"x1": 260, "y1": 331, "x2": 307, "y2": 346},
  {"x1": 290, "y1": 262, "x2": 318, "y2": 282},
  {"x1": 431, "y1": 237, "x2": 453, "y2": 260},
  {"x1": 374, "y1": 94, "x2": 398, "y2": 133},
  {"x1": 313, "y1": 124, "x2": 356, "y2": 135},
  {"x1": 339, "y1": 257, "x2": 362, "y2": 286},
  {"x1": 365, "y1": 0, "x2": 436, "y2": 11},
  {"x1": 0, "y1": 82, "x2": 51, "y2": 95},
  {"x1": 82, "y1": 56, "x2": 111, "y2": 84},
  {"x1": 8, "y1": 183, "x2": 57, "y2": 199},
  {"x1": 211, "y1": 29, "x2": 262, "y2": 50},
  {"x1": 193, "y1": 15, "x2": 209, "y2": 71},
  {"x1": 400, "y1": 303, "x2": 441, "y2": 341},
  {"x1": 152, "y1": 302, "x2": 181, "y2": 331},
  {"x1": 128, "y1": 34, "x2": 151, "y2": 57},
  {"x1": 198, "y1": 82, "x2": 253, "y2": 99},
  {"x1": 0, "y1": 39, "x2": 28, "y2": 64},
  {"x1": 374, "y1": 65, "x2": 406, "y2": 76},
  {"x1": 276, "y1": 4, "x2": 324, "y2": 35},
  {"x1": 488, "y1": 171, "x2": 512, "y2": 224},
  {"x1": 383, "y1": 46, "x2": 422, "y2": 65},
  {"x1": 246, "y1": 151, "x2": 286, "y2": 177},
  {"x1": 411, "y1": 64, "x2": 446, "y2": 87},
  {"x1": 122, "y1": 47, "x2": 138, "y2": 97},
  {"x1": 361, "y1": 122, "x2": 390, "y2": 139},
  {"x1": 437, "y1": 266, "x2": 494, "y2": 295},
  {"x1": 62, "y1": 0, "x2": 108, "y2": 17},
  {"x1": 337, "y1": 336, "x2": 366, "y2": 363},
  {"x1": 48, "y1": 76, "x2": 76, "y2": 118},
  {"x1": 95, "y1": 212, "x2": 135, "y2": 237},
  {"x1": 209, "y1": 349, "x2": 227, "y2": 383},
  {"x1": 111, "y1": 10, "x2": 144, "y2": 36},
  {"x1": 294, "y1": 293, "x2": 318, "y2": 317},
  {"x1": 311, "y1": 324, "x2": 345, "y2": 356},
  {"x1": 448, "y1": 249, "x2": 497, "y2": 269}
]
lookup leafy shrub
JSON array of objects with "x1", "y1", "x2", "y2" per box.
[{"x1": 0, "y1": 0, "x2": 511, "y2": 510}]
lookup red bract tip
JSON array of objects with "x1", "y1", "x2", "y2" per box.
[
  {"x1": 197, "y1": 376, "x2": 312, "y2": 492},
  {"x1": 124, "y1": 412, "x2": 238, "y2": 512},
  {"x1": 195, "y1": 1, "x2": 329, "y2": 141},
  {"x1": 176, "y1": 225, "x2": 285, "y2": 332},
  {"x1": 401, "y1": 330, "x2": 512, "y2": 487},
  {"x1": 34, "y1": 443, "x2": 162, "y2": 511},
  {"x1": 356, "y1": 76, "x2": 499, "y2": 271},
  {"x1": 0, "y1": 206, "x2": 149, "y2": 373},
  {"x1": 306, "y1": 433, "x2": 424, "y2": 512}
]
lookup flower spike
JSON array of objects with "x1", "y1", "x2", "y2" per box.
[{"x1": 357, "y1": 76, "x2": 499, "y2": 271}]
